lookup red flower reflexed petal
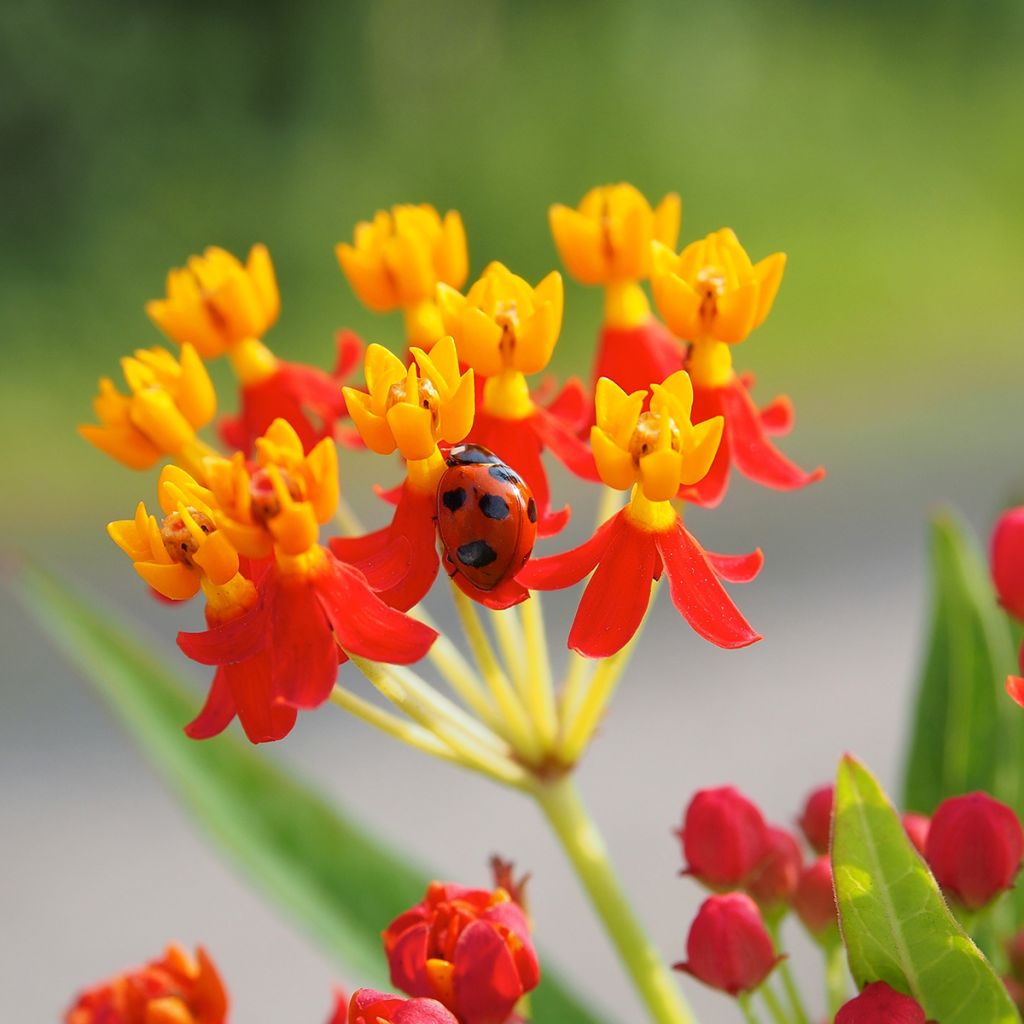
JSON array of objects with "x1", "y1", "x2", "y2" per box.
[
  {"x1": 468, "y1": 409, "x2": 569, "y2": 537},
  {"x1": 543, "y1": 375, "x2": 590, "y2": 434},
  {"x1": 330, "y1": 486, "x2": 439, "y2": 611},
  {"x1": 1009, "y1": 674, "x2": 1024, "y2": 709},
  {"x1": 347, "y1": 989, "x2": 459, "y2": 1024},
  {"x1": 705, "y1": 548, "x2": 764, "y2": 584},
  {"x1": 387, "y1": 923, "x2": 433, "y2": 998},
  {"x1": 992, "y1": 507, "x2": 1024, "y2": 621},
  {"x1": 315, "y1": 552, "x2": 438, "y2": 665},
  {"x1": 531, "y1": 391, "x2": 600, "y2": 485},
  {"x1": 758, "y1": 394, "x2": 794, "y2": 436},
  {"x1": 517, "y1": 514, "x2": 617, "y2": 591},
  {"x1": 448, "y1": 567, "x2": 531, "y2": 611},
  {"x1": 452, "y1": 919, "x2": 525, "y2": 1024},
  {"x1": 178, "y1": 603, "x2": 267, "y2": 666},
  {"x1": 185, "y1": 666, "x2": 237, "y2": 740},
  {"x1": 593, "y1": 319, "x2": 685, "y2": 402},
  {"x1": 655, "y1": 520, "x2": 761, "y2": 649},
  {"x1": 567, "y1": 512, "x2": 659, "y2": 658}
]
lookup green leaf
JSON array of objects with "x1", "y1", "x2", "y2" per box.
[
  {"x1": 833, "y1": 754, "x2": 1020, "y2": 1023},
  {"x1": 902, "y1": 513, "x2": 1021, "y2": 815},
  {"x1": 19, "y1": 567, "x2": 608, "y2": 1024}
]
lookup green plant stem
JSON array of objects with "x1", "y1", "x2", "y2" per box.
[
  {"x1": 767, "y1": 924, "x2": 810, "y2": 1024},
  {"x1": 535, "y1": 775, "x2": 696, "y2": 1024},
  {"x1": 759, "y1": 983, "x2": 789, "y2": 1024},
  {"x1": 737, "y1": 995, "x2": 764, "y2": 1024},
  {"x1": 825, "y1": 942, "x2": 849, "y2": 1018}
]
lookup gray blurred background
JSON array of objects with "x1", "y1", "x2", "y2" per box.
[{"x1": 3, "y1": 1, "x2": 1024, "y2": 1021}]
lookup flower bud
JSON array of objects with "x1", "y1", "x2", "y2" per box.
[
  {"x1": 347, "y1": 989, "x2": 459, "y2": 1024},
  {"x1": 678, "y1": 786, "x2": 770, "y2": 888},
  {"x1": 992, "y1": 507, "x2": 1024, "y2": 621},
  {"x1": 902, "y1": 813, "x2": 931, "y2": 856},
  {"x1": 835, "y1": 981, "x2": 927, "y2": 1023},
  {"x1": 745, "y1": 826, "x2": 803, "y2": 912},
  {"x1": 383, "y1": 882, "x2": 540, "y2": 1024},
  {"x1": 64, "y1": 944, "x2": 227, "y2": 1024},
  {"x1": 674, "y1": 893, "x2": 780, "y2": 996},
  {"x1": 793, "y1": 855, "x2": 838, "y2": 938},
  {"x1": 925, "y1": 792, "x2": 1024, "y2": 910},
  {"x1": 797, "y1": 783, "x2": 834, "y2": 855}
]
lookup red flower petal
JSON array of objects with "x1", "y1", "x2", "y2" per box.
[
  {"x1": 705, "y1": 548, "x2": 764, "y2": 584},
  {"x1": 531, "y1": 402, "x2": 599, "y2": 484},
  {"x1": 567, "y1": 513, "x2": 658, "y2": 658},
  {"x1": 452, "y1": 919, "x2": 525, "y2": 1024},
  {"x1": 593, "y1": 319, "x2": 684, "y2": 402},
  {"x1": 386, "y1": 924, "x2": 433, "y2": 998},
  {"x1": 177, "y1": 604, "x2": 267, "y2": 666},
  {"x1": 223, "y1": 650, "x2": 297, "y2": 743},
  {"x1": 517, "y1": 514, "x2": 617, "y2": 590},
  {"x1": 655, "y1": 522, "x2": 761, "y2": 649},
  {"x1": 1009, "y1": 675, "x2": 1024, "y2": 708},
  {"x1": 334, "y1": 329, "x2": 365, "y2": 379},
  {"x1": 315, "y1": 553, "x2": 437, "y2": 664},
  {"x1": 718, "y1": 377, "x2": 824, "y2": 491},
  {"x1": 449, "y1": 569, "x2": 530, "y2": 610},
  {"x1": 184, "y1": 667, "x2": 236, "y2": 740},
  {"x1": 543, "y1": 375, "x2": 589, "y2": 434},
  {"x1": 758, "y1": 394, "x2": 794, "y2": 436}
]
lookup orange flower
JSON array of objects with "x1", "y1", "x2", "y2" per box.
[{"x1": 65, "y1": 944, "x2": 228, "y2": 1024}]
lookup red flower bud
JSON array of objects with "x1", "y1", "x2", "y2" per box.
[
  {"x1": 382, "y1": 882, "x2": 540, "y2": 1024},
  {"x1": 992, "y1": 507, "x2": 1024, "y2": 621},
  {"x1": 745, "y1": 826, "x2": 803, "y2": 911},
  {"x1": 678, "y1": 787, "x2": 770, "y2": 888},
  {"x1": 793, "y1": 855, "x2": 838, "y2": 937},
  {"x1": 835, "y1": 981, "x2": 928, "y2": 1023},
  {"x1": 674, "y1": 893, "x2": 780, "y2": 996},
  {"x1": 797, "y1": 784, "x2": 834, "y2": 855},
  {"x1": 925, "y1": 792, "x2": 1024, "y2": 910},
  {"x1": 902, "y1": 813, "x2": 931, "y2": 856},
  {"x1": 64, "y1": 944, "x2": 228, "y2": 1024},
  {"x1": 347, "y1": 989, "x2": 459, "y2": 1024}
]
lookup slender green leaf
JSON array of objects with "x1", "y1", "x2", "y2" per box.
[
  {"x1": 19, "y1": 567, "x2": 608, "y2": 1024},
  {"x1": 833, "y1": 755, "x2": 1019, "y2": 1023},
  {"x1": 902, "y1": 513, "x2": 1020, "y2": 815}
]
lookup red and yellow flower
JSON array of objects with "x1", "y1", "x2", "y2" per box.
[
  {"x1": 337, "y1": 204, "x2": 468, "y2": 347},
  {"x1": 345, "y1": 989, "x2": 459, "y2": 1024},
  {"x1": 177, "y1": 418, "x2": 436, "y2": 718},
  {"x1": 438, "y1": 260, "x2": 598, "y2": 535},
  {"x1": 383, "y1": 882, "x2": 540, "y2": 1024},
  {"x1": 148, "y1": 244, "x2": 350, "y2": 454},
  {"x1": 520, "y1": 371, "x2": 762, "y2": 657},
  {"x1": 80, "y1": 344, "x2": 216, "y2": 477},
  {"x1": 550, "y1": 183, "x2": 685, "y2": 398},
  {"x1": 651, "y1": 228, "x2": 823, "y2": 506},
  {"x1": 65, "y1": 944, "x2": 228, "y2": 1024},
  {"x1": 332, "y1": 336, "x2": 478, "y2": 609}
]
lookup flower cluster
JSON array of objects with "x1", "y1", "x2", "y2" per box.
[{"x1": 82, "y1": 185, "x2": 824, "y2": 751}]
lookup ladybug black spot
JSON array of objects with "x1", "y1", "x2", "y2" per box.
[
  {"x1": 457, "y1": 540, "x2": 498, "y2": 569},
  {"x1": 442, "y1": 487, "x2": 467, "y2": 512},
  {"x1": 488, "y1": 465, "x2": 521, "y2": 486},
  {"x1": 526, "y1": 497, "x2": 537, "y2": 523},
  {"x1": 479, "y1": 493, "x2": 510, "y2": 520},
  {"x1": 447, "y1": 444, "x2": 495, "y2": 466}
]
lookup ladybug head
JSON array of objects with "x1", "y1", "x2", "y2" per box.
[{"x1": 446, "y1": 444, "x2": 498, "y2": 468}]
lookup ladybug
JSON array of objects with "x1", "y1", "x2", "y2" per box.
[{"x1": 436, "y1": 444, "x2": 538, "y2": 591}]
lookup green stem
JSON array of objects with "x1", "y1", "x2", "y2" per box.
[
  {"x1": 535, "y1": 776, "x2": 696, "y2": 1024},
  {"x1": 759, "y1": 983, "x2": 789, "y2": 1024},
  {"x1": 824, "y1": 942, "x2": 849, "y2": 1018},
  {"x1": 737, "y1": 995, "x2": 764, "y2": 1024},
  {"x1": 768, "y1": 924, "x2": 809, "y2": 1024}
]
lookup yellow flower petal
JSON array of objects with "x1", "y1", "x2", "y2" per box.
[
  {"x1": 752, "y1": 252, "x2": 787, "y2": 328},
  {"x1": 192, "y1": 530, "x2": 240, "y2": 586},
  {"x1": 438, "y1": 368, "x2": 475, "y2": 444},
  {"x1": 712, "y1": 280, "x2": 759, "y2": 343},
  {"x1": 438, "y1": 211, "x2": 469, "y2": 289},
  {"x1": 455, "y1": 307, "x2": 505, "y2": 378},
  {"x1": 269, "y1": 504, "x2": 320, "y2": 558},
  {"x1": 176, "y1": 343, "x2": 216, "y2": 429},
  {"x1": 549, "y1": 205, "x2": 607, "y2": 285},
  {"x1": 653, "y1": 193, "x2": 682, "y2": 249},
  {"x1": 639, "y1": 448, "x2": 683, "y2": 502},
  {"x1": 651, "y1": 273, "x2": 702, "y2": 340},
  {"x1": 246, "y1": 243, "x2": 280, "y2": 323},
  {"x1": 680, "y1": 415, "x2": 724, "y2": 485},
  {"x1": 135, "y1": 561, "x2": 200, "y2": 601},
  {"x1": 591, "y1": 427, "x2": 638, "y2": 491},
  {"x1": 343, "y1": 388, "x2": 396, "y2": 455},
  {"x1": 386, "y1": 401, "x2": 437, "y2": 461}
]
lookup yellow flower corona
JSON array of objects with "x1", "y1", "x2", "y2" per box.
[
  {"x1": 651, "y1": 228, "x2": 786, "y2": 347},
  {"x1": 146, "y1": 244, "x2": 280, "y2": 360},
  {"x1": 438, "y1": 261, "x2": 562, "y2": 419},
  {"x1": 79, "y1": 344, "x2": 216, "y2": 473},
  {"x1": 549, "y1": 183, "x2": 681, "y2": 286},
  {"x1": 591, "y1": 371, "x2": 724, "y2": 511},
  {"x1": 203, "y1": 418, "x2": 339, "y2": 561},
  {"x1": 107, "y1": 466, "x2": 242, "y2": 602},
  {"x1": 342, "y1": 335, "x2": 474, "y2": 464}
]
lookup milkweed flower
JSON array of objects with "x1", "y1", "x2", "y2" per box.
[
  {"x1": 337, "y1": 204, "x2": 468, "y2": 347},
  {"x1": 383, "y1": 882, "x2": 540, "y2": 1024},
  {"x1": 797, "y1": 783, "x2": 834, "y2": 855},
  {"x1": 148, "y1": 244, "x2": 351, "y2": 454},
  {"x1": 651, "y1": 228, "x2": 823, "y2": 506},
  {"x1": 745, "y1": 826, "x2": 803, "y2": 913},
  {"x1": 793, "y1": 855, "x2": 839, "y2": 940},
  {"x1": 346, "y1": 989, "x2": 459, "y2": 1024},
  {"x1": 64, "y1": 944, "x2": 228, "y2": 1024},
  {"x1": 108, "y1": 466, "x2": 296, "y2": 743},
  {"x1": 520, "y1": 370, "x2": 762, "y2": 657},
  {"x1": 549, "y1": 183, "x2": 685, "y2": 397},
  {"x1": 179, "y1": 418, "x2": 437, "y2": 716},
  {"x1": 902, "y1": 812, "x2": 931, "y2": 856},
  {"x1": 332, "y1": 337, "x2": 481, "y2": 609},
  {"x1": 438, "y1": 260, "x2": 599, "y2": 536},
  {"x1": 992, "y1": 506, "x2": 1024, "y2": 621},
  {"x1": 835, "y1": 982, "x2": 929, "y2": 1024},
  {"x1": 674, "y1": 893, "x2": 781, "y2": 997},
  {"x1": 79, "y1": 344, "x2": 216, "y2": 477}
]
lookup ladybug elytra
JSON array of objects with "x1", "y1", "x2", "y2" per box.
[{"x1": 436, "y1": 444, "x2": 538, "y2": 591}]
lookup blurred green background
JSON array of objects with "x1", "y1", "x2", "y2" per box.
[{"x1": 4, "y1": 0, "x2": 1023, "y2": 539}]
